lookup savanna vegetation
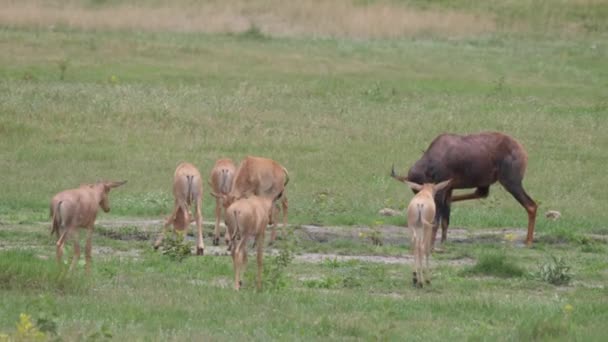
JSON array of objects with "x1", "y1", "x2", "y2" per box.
[{"x1": 1, "y1": 0, "x2": 607, "y2": 340}]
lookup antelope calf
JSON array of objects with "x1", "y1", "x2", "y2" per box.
[
  {"x1": 404, "y1": 179, "x2": 451, "y2": 287},
  {"x1": 209, "y1": 158, "x2": 236, "y2": 246},
  {"x1": 50, "y1": 180, "x2": 127, "y2": 273},
  {"x1": 223, "y1": 195, "x2": 274, "y2": 291},
  {"x1": 154, "y1": 162, "x2": 205, "y2": 255},
  {"x1": 219, "y1": 156, "x2": 289, "y2": 244}
]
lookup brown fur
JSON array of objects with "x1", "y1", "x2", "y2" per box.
[
  {"x1": 392, "y1": 132, "x2": 537, "y2": 246},
  {"x1": 216, "y1": 156, "x2": 289, "y2": 244},
  {"x1": 224, "y1": 196, "x2": 274, "y2": 291},
  {"x1": 50, "y1": 180, "x2": 126, "y2": 273},
  {"x1": 209, "y1": 158, "x2": 236, "y2": 246},
  {"x1": 154, "y1": 162, "x2": 205, "y2": 255}
]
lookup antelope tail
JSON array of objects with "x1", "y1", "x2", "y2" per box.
[
  {"x1": 233, "y1": 210, "x2": 241, "y2": 241},
  {"x1": 220, "y1": 171, "x2": 229, "y2": 194},
  {"x1": 51, "y1": 201, "x2": 63, "y2": 238},
  {"x1": 416, "y1": 203, "x2": 423, "y2": 226},
  {"x1": 186, "y1": 175, "x2": 194, "y2": 205},
  {"x1": 282, "y1": 167, "x2": 290, "y2": 187}
]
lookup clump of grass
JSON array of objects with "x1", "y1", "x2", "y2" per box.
[
  {"x1": 238, "y1": 24, "x2": 269, "y2": 41},
  {"x1": 263, "y1": 237, "x2": 294, "y2": 291},
  {"x1": 461, "y1": 250, "x2": 524, "y2": 278},
  {"x1": 0, "y1": 250, "x2": 88, "y2": 293},
  {"x1": 57, "y1": 59, "x2": 69, "y2": 81},
  {"x1": 160, "y1": 232, "x2": 192, "y2": 262},
  {"x1": 536, "y1": 256, "x2": 572, "y2": 286}
]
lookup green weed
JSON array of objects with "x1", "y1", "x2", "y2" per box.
[
  {"x1": 536, "y1": 255, "x2": 572, "y2": 286},
  {"x1": 159, "y1": 232, "x2": 192, "y2": 262}
]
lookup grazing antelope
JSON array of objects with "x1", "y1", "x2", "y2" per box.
[
  {"x1": 50, "y1": 180, "x2": 127, "y2": 273},
  {"x1": 223, "y1": 195, "x2": 275, "y2": 291},
  {"x1": 217, "y1": 156, "x2": 289, "y2": 244},
  {"x1": 154, "y1": 162, "x2": 205, "y2": 255},
  {"x1": 404, "y1": 180, "x2": 451, "y2": 287},
  {"x1": 392, "y1": 132, "x2": 537, "y2": 246},
  {"x1": 209, "y1": 158, "x2": 236, "y2": 246}
]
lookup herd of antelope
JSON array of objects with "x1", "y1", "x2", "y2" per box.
[{"x1": 49, "y1": 131, "x2": 537, "y2": 290}]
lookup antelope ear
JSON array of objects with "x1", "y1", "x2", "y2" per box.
[
  {"x1": 433, "y1": 179, "x2": 452, "y2": 192},
  {"x1": 405, "y1": 181, "x2": 423, "y2": 192}
]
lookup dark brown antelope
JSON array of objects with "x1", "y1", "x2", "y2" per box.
[{"x1": 391, "y1": 132, "x2": 537, "y2": 246}]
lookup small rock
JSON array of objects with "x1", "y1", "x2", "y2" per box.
[
  {"x1": 379, "y1": 208, "x2": 401, "y2": 217},
  {"x1": 545, "y1": 210, "x2": 561, "y2": 220}
]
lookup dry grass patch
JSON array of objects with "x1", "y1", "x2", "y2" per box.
[{"x1": 0, "y1": 0, "x2": 495, "y2": 39}]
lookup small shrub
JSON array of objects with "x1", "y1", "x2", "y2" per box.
[
  {"x1": 0, "y1": 313, "x2": 46, "y2": 341},
  {"x1": 263, "y1": 237, "x2": 294, "y2": 291},
  {"x1": 239, "y1": 24, "x2": 269, "y2": 40},
  {"x1": 322, "y1": 257, "x2": 341, "y2": 268},
  {"x1": 461, "y1": 250, "x2": 524, "y2": 278},
  {"x1": 369, "y1": 228, "x2": 383, "y2": 246},
  {"x1": 304, "y1": 276, "x2": 341, "y2": 289},
  {"x1": 160, "y1": 232, "x2": 192, "y2": 262},
  {"x1": 537, "y1": 256, "x2": 572, "y2": 286}
]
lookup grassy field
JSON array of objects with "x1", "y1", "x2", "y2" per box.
[{"x1": 1, "y1": 0, "x2": 607, "y2": 340}]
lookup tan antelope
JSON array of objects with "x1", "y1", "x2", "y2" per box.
[
  {"x1": 404, "y1": 180, "x2": 451, "y2": 287},
  {"x1": 154, "y1": 162, "x2": 205, "y2": 255},
  {"x1": 208, "y1": 158, "x2": 236, "y2": 246},
  {"x1": 50, "y1": 180, "x2": 127, "y2": 273},
  {"x1": 223, "y1": 195, "x2": 275, "y2": 290},
  {"x1": 216, "y1": 156, "x2": 289, "y2": 244}
]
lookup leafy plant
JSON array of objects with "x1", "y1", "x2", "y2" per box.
[
  {"x1": 160, "y1": 232, "x2": 192, "y2": 262},
  {"x1": 263, "y1": 237, "x2": 295, "y2": 291},
  {"x1": 0, "y1": 313, "x2": 46, "y2": 341},
  {"x1": 537, "y1": 256, "x2": 572, "y2": 286}
]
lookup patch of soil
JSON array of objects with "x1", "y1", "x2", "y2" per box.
[{"x1": 97, "y1": 229, "x2": 152, "y2": 241}]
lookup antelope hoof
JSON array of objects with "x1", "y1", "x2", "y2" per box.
[
  {"x1": 196, "y1": 247, "x2": 204, "y2": 256},
  {"x1": 213, "y1": 237, "x2": 220, "y2": 246},
  {"x1": 412, "y1": 272, "x2": 418, "y2": 287},
  {"x1": 417, "y1": 282, "x2": 424, "y2": 289}
]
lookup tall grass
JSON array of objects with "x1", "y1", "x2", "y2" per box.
[{"x1": 0, "y1": 250, "x2": 89, "y2": 294}]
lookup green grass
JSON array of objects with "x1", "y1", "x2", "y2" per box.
[
  {"x1": 1, "y1": 1, "x2": 608, "y2": 340},
  {"x1": 0, "y1": 25, "x2": 606, "y2": 232},
  {"x1": 0, "y1": 224, "x2": 607, "y2": 340}
]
